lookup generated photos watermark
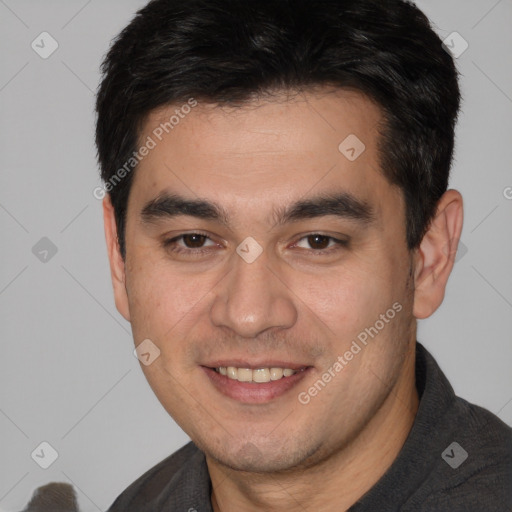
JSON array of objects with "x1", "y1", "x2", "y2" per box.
[
  {"x1": 93, "y1": 98, "x2": 198, "y2": 200},
  {"x1": 298, "y1": 301, "x2": 403, "y2": 405}
]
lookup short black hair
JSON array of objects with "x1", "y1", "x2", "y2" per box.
[{"x1": 95, "y1": 0, "x2": 461, "y2": 259}]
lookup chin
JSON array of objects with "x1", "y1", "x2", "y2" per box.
[{"x1": 204, "y1": 437, "x2": 321, "y2": 474}]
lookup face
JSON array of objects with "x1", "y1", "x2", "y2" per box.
[{"x1": 107, "y1": 89, "x2": 419, "y2": 473}]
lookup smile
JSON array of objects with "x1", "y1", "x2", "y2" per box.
[
  {"x1": 203, "y1": 364, "x2": 312, "y2": 403},
  {"x1": 214, "y1": 366, "x2": 306, "y2": 383}
]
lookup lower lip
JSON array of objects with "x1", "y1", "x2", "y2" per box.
[{"x1": 202, "y1": 366, "x2": 312, "y2": 404}]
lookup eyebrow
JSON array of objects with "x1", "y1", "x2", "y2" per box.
[{"x1": 140, "y1": 191, "x2": 375, "y2": 229}]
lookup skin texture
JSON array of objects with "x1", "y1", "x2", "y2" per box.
[{"x1": 103, "y1": 89, "x2": 463, "y2": 511}]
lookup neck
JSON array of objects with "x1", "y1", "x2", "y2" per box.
[{"x1": 208, "y1": 343, "x2": 419, "y2": 512}]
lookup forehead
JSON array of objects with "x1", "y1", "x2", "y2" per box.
[
  {"x1": 144, "y1": 88, "x2": 381, "y2": 162},
  {"x1": 129, "y1": 88, "x2": 401, "y2": 227}
]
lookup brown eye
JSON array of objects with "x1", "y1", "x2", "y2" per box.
[
  {"x1": 181, "y1": 234, "x2": 208, "y2": 248},
  {"x1": 306, "y1": 235, "x2": 331, "y2": 250},
  {"x1": 162, "y1": 232, "x2": 217, "y2": 255},
  {"x1": 294, "y1": 234, "x2": 349, "y2": 253}
]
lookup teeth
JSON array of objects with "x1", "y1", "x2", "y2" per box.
[
  {"x1": 253, "y1": 368, "x2": 270, "y2": 383},
  {"x1": 237, "y1": 368, "x2": 253, "y2": 382},
  {"x1": 216, "y1": 366, "x2": 301, "y2": 383},
  {"x1": 270, "y1": 368, "x2": 283, "y2": 380}
]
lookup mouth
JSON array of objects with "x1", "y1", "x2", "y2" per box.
[
  {"x1": 201, "y1": 363, "x2": 312, "y2": 404},
  {"x1": 214, "y1": 365, "x2": 306, "y2": 383}
]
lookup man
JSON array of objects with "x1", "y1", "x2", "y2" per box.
[{"x1": 95, "y1": 0, "x2": 512, "y2": 510}]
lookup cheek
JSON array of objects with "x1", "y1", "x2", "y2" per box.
[
  {"x1": 125, "y1": 255, "x2": 220, "y2": 345},
  {"x1": 295, "y1": 265, "x2": 396, "y2": 343},
  {"x1": 126, "y1": 261, "x2": 179, "y2": 334}
]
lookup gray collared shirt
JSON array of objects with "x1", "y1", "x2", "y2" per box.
[{"x1": 107, "y1": 342, "x2": 512, "y2": 511}]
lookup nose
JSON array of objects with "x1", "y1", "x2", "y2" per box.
[{"x1": 209, "y1": 248, "x2": 298, "y2": 338}]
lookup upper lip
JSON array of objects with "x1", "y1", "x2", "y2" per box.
[{"x1": 203, "y1": 360, "x2": 311, "y2": 370}]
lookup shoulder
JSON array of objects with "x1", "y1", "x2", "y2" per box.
[
  {"x1": 449, "y1": 396, "x2": 512, "y2": 471},
  {"x1": 410, "y1": 397, "x2": 512, "y2": 511},
  {"x1": 106, "y1": 441, "x2": 203, "y2": 511}
]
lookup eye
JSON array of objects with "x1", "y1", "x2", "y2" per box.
[
  {"x1": 293, "y1": 234, "x2": 348, "y2": 253},
  {"x1": 162, "y1": 232, "x2": 217, "y2": 254},
  {"x1": 161, "y1": 232, "x2": 349, "y2": 258}
]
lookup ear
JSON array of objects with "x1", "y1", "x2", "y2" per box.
[
  {"x1": 103, "y1": 195, "x2": 131, "y2": 322},
  {"x1": 412, "y1": 189, "x2": 464, "y2": 319}
]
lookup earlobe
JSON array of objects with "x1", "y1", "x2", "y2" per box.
[
  {"x1": 412, "y1": 189, "x2": 464, "y2": 319},
  {"x1": 103, "y1": 195, "x2": 131, "y2": 322}
]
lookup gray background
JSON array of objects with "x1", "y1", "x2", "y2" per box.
[{"x1": 0, "y1": 1, "x2": 511, "y2": 510}]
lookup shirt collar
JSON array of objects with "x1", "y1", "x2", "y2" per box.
[{"x1": 348, "y1": 341, "x2": 457, "y2": 509}]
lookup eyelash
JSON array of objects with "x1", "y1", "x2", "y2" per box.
[{"x1": 162, "y1": 232, "x2": 349, "y2": 256}]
